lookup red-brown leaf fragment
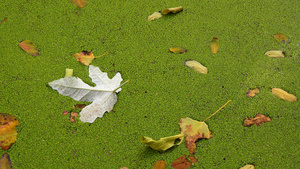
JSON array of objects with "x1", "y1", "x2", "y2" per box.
[
  {"x1": 19, "y1": 40, "x2": 39, "y2": 56},
  {"x1": 0, "y1": 113, "x2": 19, "y2": 150},
  {"x1": 153, "y1": 160, "x2": 167, "y2": 169},
  {"x1": 0, "y1": 17, "x2": 7, "y2": 24},
  {"x1": 171, "y1": 155, "x2": 197, "y2": 169},
  {"x1": 243, "y1": 113, "x2": 271, "y2": 127},
  {"x1": 0, "y1": 153, "x2": 13, "y2": 169}
]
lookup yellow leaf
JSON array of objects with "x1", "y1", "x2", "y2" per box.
[
  {"x1": 273, "y1": 33, "x2": 289, "y2": 44},
  {"x1": 162, "y1": 6, "x2": 183, "y2": 15},
  {"x1": 0, "y1": 153, "x2": 13, "y2": 169},
  {"x1": 70, "y1": 0, "x2": 88, "y2": 8},
  {"x1": 73, "y1": 51, "x2": 108, "y2": 66},
  {"x1": 184, "y1": 60, "x2": 208, "y2": 74},
  {"x1": 272, "y1": 88, "x2": 297, "y2": 102},
  {"x1": 240, "y1": 164, "x2": 254, "y2": 169},
  {"x1": 148, "y1": 12, "x2": 162, "y2": 21},
  {"x1": 0, "y1": 114, "x2": 19, "y2": 150},
  {"x1": 19, "y1": 40, "x2": 39, "y2": 56},
  {"x1": 210, "y1": 37, "x2": 219, "y2": 54},
  {"x1": 169, "y1": 47, "x2": 187, "y2": 53},
  {"x1": 141, "y1": 134, "x2": 184, "y2": 151},
  {"x1": 264, "y1": 50, "x2": 285, "y2": 58},
  {"x1": 65, "y1": 68, "x2": 73, "y2": 77}
]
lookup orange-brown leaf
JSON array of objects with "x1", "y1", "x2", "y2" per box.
[
  {"x1": 153, "y1": 160, "x2": 166, "y2": 169},
  {"x1": 243, "y1": 113, "x2": 271, "y2": 127},
  {"x1": 246, "y1": 88, "x2": 260, "y2": 98},
  {"x1": 73, "y1": 51, "x2": 107, "y2": 66},
  {"x1": 171, "y1": 155, "x2": 197, "y2": 169},
  {"x1": 210, "y1": 37, "x2": 219, "y2": 54},
  {"x1": 0, "y1": 114, "x2": 19, "y2": 150},
  {"x1": 70, "y1": 112, "x2": 78, "y2": 123},
  {"x1": 0, "y1": 17, "x2": 7, "y2": 24},
  {"x1": 19, "y1": 40, "x2": 39, "y2": 56},
  {"x1": 273, "y1": 33, "x2": 289, "y2": 44},
  {"x1": 70, "y1": 0, "x2": 88, "y2": 8},
  {"x1": 0, "y1": 153, "x2": 13, "y2": 169},
  {"x1": 179, "y1": 117, "x2": 212, "y2": 154}
]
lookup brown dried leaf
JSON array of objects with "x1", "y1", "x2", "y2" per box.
[
  {"x1": 73, "y1": 51, "x2": 107, "y2": 66},
  {"x1": 153, "y1": 160, "x2": 166, "y2": 169},
  {"x1": 19, "y1": 40, "x2": 39, "y2": 56},
  {"x1": 0, "y1": 153, "x2": 13, "y2": 169},
  {"x1": 0, "y1": 17, "x2": 7, "y2": 24},
  {"x1": 273, "y1": 33, "x2": 289, "y2": 44},
  {"x1": 243, "y1": 113, "x2": 271, "y2": 127},
  {"x1": 148, "y1": 12, "x2": 162, "y2": 21},
  {"x1": 171, "y1": 155, "x2": 197, "y2": 169},
  {"x1": 179, "y1": 117, "x2": 212, "y2": 154},
  {"x1": 272, "y1": 88, "x2": 297, "y2": 102},
  {"x1": 169, "y1": 47, "x2": 187, "y2": 53},
  {"x1": 210, "y1": 37, "x2": 219, "y2": 54},
  {"x1": 70, "y1": 112, "x2": 78, "y2": 123},
  {"x1": 73, "y1": 104, "x2": 86, "y2": 109},
  {"x1": 246, "y1": 88, "x2": 260, "y2": 97},
  {"x1": 162, "y1": 6, "x2": 183, "y2": 15},
  {"x1": 70, "y1": 0, "x2": 88, "y2": 8}
]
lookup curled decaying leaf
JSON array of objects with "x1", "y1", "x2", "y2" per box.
[
  {"x1": 246, "y1": 88, "x2": 260, "y2": 98},
  {"x1": 169, "y1": 47, "x2": 187, "y2": 53},
  {"x1": 0, "y1": 113, "x2": 19, "y2": 150},
  {"x1": 210, "y1": 37, "x2": 219, "y2": 54},
  {"x1": 70, "y1": 0, "x2": 88, "y2": 8},
  {"x1": 184, "y1": 60, "x2": 208, "y2": 74},
  {"x1": 73, "y1": 51, "x2": 108, "y2": 66},
  {"x1": 19, "y1": 40, "x2": 39, "y2": 56},
  {"x1": 243, "y1": 113, "x2": 271, "y2": 127},
  {"x1": 162, "y1": 6, "x2": 183, "y2": 15},
  {"x1": 240, "y1": 164, "x2": 255, "y2": 169},
  {"x1": 141, "y1": 134, "x2": 184, "y2": 151},
  {"x1": 179, "y1": 117, "x2": 212, "y2": 154},
  {"x1": 272, "y1": 88, "x2": 297, "y2": 102},
  {"x1": 264, "y1": 50, "x2": 285, "y2": 58},
  {"x1": 0, "y1": 153, "x2": 13, "y2": 169},
  {"x1": 148, "y1": 12, "x2": 162, "y2": 21},
  {"x1": 273, "y1": 33, "x2": 289, "y2": 44},
  {"x1": 153, "y1": 160, "x2": 167, "y2": 169},
  {"x1": 171, "y1": 155, "x2": 197, "y2": 169}
]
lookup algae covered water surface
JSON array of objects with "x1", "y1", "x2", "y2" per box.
[{"x1": 0, "y1": 0, "x2": 299, "y2": 168}]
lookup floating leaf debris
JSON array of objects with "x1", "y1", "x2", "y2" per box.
[
  {"x1": 273, "y1": 33, "x2": 289, "y2": 44},
  {"x1": 184, "y1": 60, "x2": 208, "y2": 74},
  {"x1": 246, "y1": 88, "x2": 260, "y2": 97},
  {"x1": 162, "y1": 6, "x2": 183, "y2": 15},
  {"x1": 210, "y1": 37, "x2": 219, "y2": 54},
  {"x1": 169, "y1": 47, "x2": 187, "y2": 53},
  {"x1": 264, "y1": 50, "x2": 285, "y2": 58},
  {"x1": 272, "y1": 88, "x2": 297, "y2": 102},
  {"x1": 147, "y1": 12, "x2": 162, "y2": 21}
]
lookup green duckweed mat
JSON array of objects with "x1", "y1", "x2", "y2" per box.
[{"x1": 0, "y1": 0, "x2": 299, "y2": 168}]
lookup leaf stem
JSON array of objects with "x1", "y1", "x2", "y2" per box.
[
  {"x1": 203, "y1": 100, "x2": 232, "y2": 122},
  {"x1": 95, "y1": 51, "x2": 108, "y2": 58},
  {"x1": 113, "y1": 80, "x2": 129, "y2": 92}
]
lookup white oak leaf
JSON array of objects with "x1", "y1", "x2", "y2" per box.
[{"x1": 48, "y1": 65, "x2": 124, "y2": 123}]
